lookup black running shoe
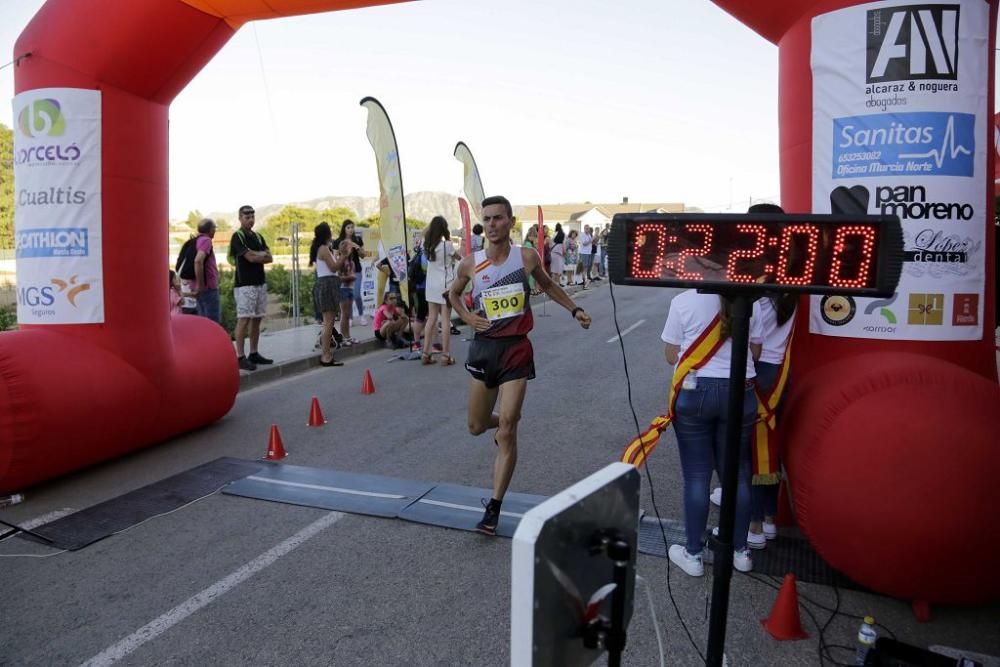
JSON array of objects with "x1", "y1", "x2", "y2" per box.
[
  {"x1": 237, "y1": 356, "x2": 257, "y2": 371},
  {"x1": 476, "y1": 499, "x2": 501, "y2": 536},
  {"x1": 248, "y1": 352, "x2": 273, "y2": 365}
]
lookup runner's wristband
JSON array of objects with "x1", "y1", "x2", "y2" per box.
[{"x1": 571, "y1": 307, "x2": 584, "y2": 319}]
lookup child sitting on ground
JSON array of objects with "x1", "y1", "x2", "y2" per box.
[{"x1": 372, "y1": 292, "x2": 409, "y2": 349}]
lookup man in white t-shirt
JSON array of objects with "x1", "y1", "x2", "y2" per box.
[{"x1": 578, "y1": 225, "x2": 594, "y2": 288}]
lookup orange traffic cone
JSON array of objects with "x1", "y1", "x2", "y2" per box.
[
  {"x1": 265, "y1": 424, "x2": 288, "y2": 460},
  {"x1": 307, "y1": 396, "x2": 327, "y2": 427},
  {"x1": 761, "y1": 574, "x2": 809, "y2": 640},
  {"x1": 361, "y1": 369, "x2": 375, "y2": 395},
  {"x1": 775, "y1": 479, "x2": 795, "y2": 527}
]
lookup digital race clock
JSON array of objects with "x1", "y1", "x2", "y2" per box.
[{"x1": 607, "y1": 213, "x2": 903, "y2": 296}]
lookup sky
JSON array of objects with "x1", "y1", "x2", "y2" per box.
[{"x1": 1, "y1": 0, "x2": 998, "y2": 221}]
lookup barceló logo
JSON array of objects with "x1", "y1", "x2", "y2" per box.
[{"x1": 17, "y1": 98, "x2": 66, "y2": 138}]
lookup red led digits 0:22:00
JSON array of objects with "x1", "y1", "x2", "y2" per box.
[{"x1": 626, "y1": 220, "x2": 880, "y2": 289}]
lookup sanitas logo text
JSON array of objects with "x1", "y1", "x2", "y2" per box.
[
  {"x1": 17, "y1": 98, "x2": 66, "y2": 137},
  {"x1": 15, "y1": 227, "x2": 89, "y2": 258},
  {"x1": 867, "y1": 5, "x2": 959, "y2": 83}
]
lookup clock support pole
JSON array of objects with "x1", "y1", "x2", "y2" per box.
[{"x1": 705, "y1": 292, "x2": 752, "y2": 667}]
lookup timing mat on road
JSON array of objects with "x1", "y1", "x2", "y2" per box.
[
  {"x1": 20, "y1": 457, "x2": 264, "y2": 551},
  {"x1": 223, "y1": 462, "x2": 547, "y2": 537}
]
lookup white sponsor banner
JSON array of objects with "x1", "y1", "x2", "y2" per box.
[
  {"x1": 810, "y1": 1, "x2": 987, "y2": 340},
  {"x1": 13, "y1": 88, "x2": 103, "y2": 324}
]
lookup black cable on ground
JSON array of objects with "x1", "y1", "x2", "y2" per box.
[{"x1": 610, "y1": 281, "x2": 706, "y2": 663}]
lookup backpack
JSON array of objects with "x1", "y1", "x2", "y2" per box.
[
  {"x1": 407, "y1": 248, "x2": 425, "y2": 285},
  {"x1": 175, "y1": 237, "x2": 199, "y2": 280}
]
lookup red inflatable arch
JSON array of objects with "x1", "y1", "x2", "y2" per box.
[
  {"x1": 713, "y1": 0, "x2": 1000, "y2": 604},
  {"x1": 1, "y1": 0, "x2": 407, "y2": 492}
]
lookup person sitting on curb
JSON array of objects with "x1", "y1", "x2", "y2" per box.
[{"x1": 373, "y1": 292, "x2": 410, "y2": 349}]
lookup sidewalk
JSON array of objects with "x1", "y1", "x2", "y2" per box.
[{"x1": 235, "y1": 280, "x2": 602, "y2": 391}]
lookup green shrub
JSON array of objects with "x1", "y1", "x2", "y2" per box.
[{"x1": 0, "y1": 304, "x2": 16, "y2": 331}]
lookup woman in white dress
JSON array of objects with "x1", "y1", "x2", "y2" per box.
[{"x1": 422, "y1": 216, "x2": 463, "y2": 365}]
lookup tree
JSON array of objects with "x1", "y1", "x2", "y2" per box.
[
  {"x1": 184, "y1": 210, "x2": 204, "y2": 231},
  {"x1": 0, "y1": 124, "x2": 13, "y2": 249},
  {"x1": 263, "y1": 205, "x2": 359, "y2": 244}
]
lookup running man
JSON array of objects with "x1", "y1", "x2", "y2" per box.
[{"x1": 448, "y1": 195, "x2": 592, "y2": 535}]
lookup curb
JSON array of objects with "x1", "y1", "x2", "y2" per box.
[
  {"x1": 238, "y1": 338, "x2": 383, "y2": 392},
  {"x1": 236, "y1": 281, "x2": 599, "y2": 392}
]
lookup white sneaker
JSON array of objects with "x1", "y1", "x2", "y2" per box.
[
  {"x1": 747, "y1": 531, "x2": 767, "y2": 550},
  {"x1": 763, "y1": 521, "x2": 777, "y2": 540},
  {"x1": 356, "y1": 315, "x2": 369, "y2": 326},
  {"x1": 668, "y1": 545, "x2": 704, "y2": 577},
  {"x1": 733, "y1": 548, "x2": 753, "y2": 573},
  {"x1": 710, "y1": 487, "x2": 722, "y2": 507}
]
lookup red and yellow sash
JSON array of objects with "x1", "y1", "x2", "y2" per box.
[
  {"x1": 751, "y1": 324, "x2": 794, "y2": 485},
  {"x1": 621, "y1": 315, "x2": 724, "y2": 468}
]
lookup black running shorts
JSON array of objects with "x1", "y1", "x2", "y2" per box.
[{"x1": 464, "y1": 336, "x2": 535, "y2": 389}]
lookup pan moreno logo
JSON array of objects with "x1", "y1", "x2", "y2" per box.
[{"x1": 17, "y1": 98, "x2": 66, "y2": 138}]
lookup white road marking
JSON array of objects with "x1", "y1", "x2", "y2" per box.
[
  {"x1": 245, "y1": 475, "x2": 406, "y2": 499},
  {"x1": 607, "y1": 319, "x2": 645, "y2": 343},
  {"x1": 417, "y1": 498, "x2": 524, "y2": 519},
  {"x1": 79, "y1": 511, "x2": 344, "y2": 667},
  {"x1": 17, "y1": 508, "x2": 75, "y2": 531}
]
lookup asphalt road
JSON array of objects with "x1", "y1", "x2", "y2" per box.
[{"x1": 2, "y1": 281, "x2": 998, "y2": 666}]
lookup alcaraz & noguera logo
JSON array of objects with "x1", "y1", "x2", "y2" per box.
[
  {"x1": 832, "y1": 111, "x2": 973, "y2": 178},
  {"x1": 17, "y1": 98, "x2": 66, "y2": 138}
]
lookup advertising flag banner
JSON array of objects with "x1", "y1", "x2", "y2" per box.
[
  {"x1": 809, "y1": 0, "x2": 988, "y2": 341},
  {"x1": 458, "y1": 197, "x2": 472, "y2": 256},
  {"x1": 361, "y1": 97, "x2": 409, "y2": 304},
  {"x1": 13, "y1": 88, "x2": 103, "y2": 324},
  {"x1": 454, "y1": 141, "x2": 485, "y2": 221},
  {"x1": 537, "y1": 205, "x2": 544, "y2": 247}
]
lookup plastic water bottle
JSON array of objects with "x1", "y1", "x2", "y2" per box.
[
  {"x1": 855, "y1": 615, "x2": 877, "y2": 665},
  {"x1": 0, "y1": 493, "x2": 24, "y2": 508}
]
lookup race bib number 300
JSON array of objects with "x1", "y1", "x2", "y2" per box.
[{"x1": 482, "y1": 284, "x2": 525, "y2": 321}]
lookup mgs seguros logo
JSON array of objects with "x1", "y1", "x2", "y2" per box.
[
  {"x1": 17, "y1": 98, "x2": 66, "y2": 138},
  {"x1": 867, "y1": 5, "x2": 959, "y2": 84}
]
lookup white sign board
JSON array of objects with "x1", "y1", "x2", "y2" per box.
[
  {"x1": 810, "y1": 1, "x2": 987, "y2": 340},
  {"x1": 13, "y1": 88, "x2": 103, "y2": 324}
]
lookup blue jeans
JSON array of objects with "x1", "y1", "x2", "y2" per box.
[
  {"x1": 672, "y1": 377, "x2": 756, "y2": 553},
  {"x1": 197, "y1": 288, "x2": 221, "y2": 324},
  {"x1": 751, "y1": 361, "x2": 783, "y2": 522},
  {"x1": 352, "y1": 273, "x2": 365, "y2": 317}
]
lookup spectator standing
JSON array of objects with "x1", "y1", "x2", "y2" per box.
[
  {"x1": 309, "y1": 222, "x2": 346, "y2": 367},
  {"x1": 190, "y1": 218, "x2": 221, "y2": 322},
  {"x1": 579, "y1": 225, "x2": 594, "y2": 287},
  {"x1": 230, "y1": 204, "x2": 274, "y2": 371},
  {"x1": 169, "y1": 270, "x2": 183, "y2": 315},
  {"x1": 596, "y1": 227, "x2": 608, "y2": 278},
  {"x1": 523, "y1": 226, "x2": 540, "y2": 295},
  {"x1": 471, "y1": 223, "x2": 485, "y2": 252},
  {"x1": 564, "y1": 229, "x2": 579, "y2": 287},
  {"x1": 422, "y1": 216, "x2": 462, "y2": 365},
  {"x1": 550, "y1": 223, "x2": 566, "y2": 284},
  {"x1": 335, "y1": 238, "x2": 359, "y2": 345},
  {"x1": 336, "y1": 220, "x2": 370, "y2": 327},
  {"x1": 663, "y1": 291, "x2": 763, "y2": 576}
]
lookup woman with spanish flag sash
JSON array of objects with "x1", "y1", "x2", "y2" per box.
[
  {"x1": 745, "y1": 293, "x2": 795, "y2": 549},
  {"x1": 661, "y1": 290, "x2": 764, "y2": 577}
]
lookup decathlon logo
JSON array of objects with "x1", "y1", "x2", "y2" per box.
[
  {"x1": 15, "y1": 228, "x2": 89, "y2": 258},
  {"x1": 867, "y1": 5, "x2": 959, "y2": 83},
  {"x1": 833, "y1": 112, "x2": 973, "y2": 178},
  {"x1": 17, "y1": 98, "x2": 66, "y2": 138},
  {"x1": 51, "y1": 275, "x2": 91, "y2": 307}
]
